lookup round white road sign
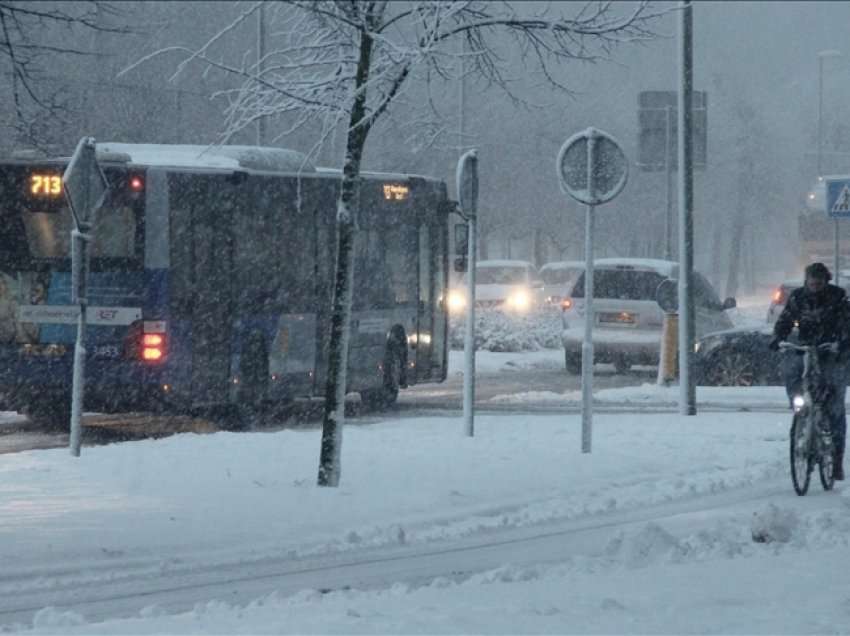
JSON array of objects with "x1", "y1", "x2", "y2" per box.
[{"x1": 557, "y1": 127, "x2": 628, "y2": 206}]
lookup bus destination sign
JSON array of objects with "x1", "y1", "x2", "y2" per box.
[
  {"x1": 382, "y1": 183, "x2": 409, "y2": 201},
  {"x1": 29, "y1": 173, "x2": 63, "y2": 197}
]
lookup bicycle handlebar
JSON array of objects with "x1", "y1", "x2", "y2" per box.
[{"x1": 778, "y1": 341, "x2": 839, "y2": 354}]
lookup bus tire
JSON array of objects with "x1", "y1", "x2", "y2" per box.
[
  {"x1": 23, "y1": 396, "x2": 72, "y2": 432},
  {"x1": 361, "y1": 346, "x2": 403, "y2": 410}
]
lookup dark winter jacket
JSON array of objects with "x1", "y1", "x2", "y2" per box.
[{"x1": 773, "y1": 283, "x2": 850, "y2": 353}]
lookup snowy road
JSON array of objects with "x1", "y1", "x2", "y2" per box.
[{"x1": 0, "y1": 475, "x2": 836, "y2": 629}]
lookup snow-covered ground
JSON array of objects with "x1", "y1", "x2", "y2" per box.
[
  {"x1": 6, "y1": 292, "x2": 842, "y2": 634},
  {"x1": 3, "y1": 401, "x2": 850, "y2": 633}
]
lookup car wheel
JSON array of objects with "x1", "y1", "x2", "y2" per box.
[
  {"x1": 703, "y1": 350, "x2": 757, "y2": 386},
  {"x1": 565, "y1": 351, "x2": 581, "y2": 375}
]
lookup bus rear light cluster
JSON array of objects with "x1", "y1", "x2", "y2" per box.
[
  {"x1": 124, "y1": 322, "x2": 167, "y2": 363},
  {"x1": 142, "y1": 333, "x2": 165, "y2": 361}
]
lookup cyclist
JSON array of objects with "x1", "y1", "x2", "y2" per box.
[{"x1": 769, "y1": 262, "x2": 850, "y2": 481}]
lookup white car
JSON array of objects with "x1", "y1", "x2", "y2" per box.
[
  {"x1": 539, "y1": 261, "x2": 584, "y2": 307},
  {"x1": 447, "y1": 259, "x2": 542, "y2": 315},
  {"x1": 561, "y1": 258, "x2": 736, "y2": 374}
]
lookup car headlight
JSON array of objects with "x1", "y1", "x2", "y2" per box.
[
  {"x1": 695, "y1": 336, "x2": 724, "y2": 357},
  {"x1": 448, "y1": 289, "x2": 467, "y2": 313},
  {"x1": 507, "y1": 289, "x2": 531, "y2": 312}
]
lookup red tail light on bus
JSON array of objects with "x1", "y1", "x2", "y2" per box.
[
  {"x1": 125, "y1": 322, "x2": 167, "y2": 363},
  {"x1": 142, "y1": 333, "x2": 166, "y2": 361}
]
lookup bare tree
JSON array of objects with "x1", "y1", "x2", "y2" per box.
[
  {"x1": 0, "y1": 1, "x2": 131, "y2": 145},
  {"x1": 132, "y1": 0, "x2": 663, "y2": 486}
]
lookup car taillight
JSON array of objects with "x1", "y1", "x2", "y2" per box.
[
  {"x1": 771, "y1": 288, "x2": 784, "y2": 304},
  {"x1": 561, "y1": 298, "x2": 573, "y2": 311}
]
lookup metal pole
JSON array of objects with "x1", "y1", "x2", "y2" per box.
[
  {"x1": 818, "y1": 50, "x2": 842, "y2": 282},
  {"x1": 818, "y1": 55, "x2": 824, "y2": 177},
  {"x1": 69, "y1": 227, "x2": 90, "y2": 456},
  {"x1": 678, "y1": 1, "x2": 696, "y2": 416},
  {"x1": 459, "y1": 36, "x2": 465, "y2": 155},
  {"x1": 463, "y1": 213, "x2": 477, "y2": 437},
  {"x1": 256, "y1": 2, "x2": 267, "y2": 146},
  {"x1": 665, "y1": 105, "x2": 674, "y2": 260},
  {"x1": 581, "y1": 130, "x2": 596, "y2": 453}
]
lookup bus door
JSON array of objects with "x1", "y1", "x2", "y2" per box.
[
  {"x1": 188, "y1": 180, "x2": 235, "y2": 407},
  {"x1": 431, "y1": 217, "x2": 448, "y2": 381},
  {"x1": 416, "y1": 224, "x2": 434, "y2": 380}
]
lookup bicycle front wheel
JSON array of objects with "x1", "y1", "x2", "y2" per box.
[
  {"x1": 818, "y1": 424, "x2": 835, "y2": 491},
  {"x1": 790, "y1": 412, "x2": 812, "y2": 496}
]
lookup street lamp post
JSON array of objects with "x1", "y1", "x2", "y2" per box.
[{"x1": 818, "y1": 49, "x2": 841, "y2": 283}]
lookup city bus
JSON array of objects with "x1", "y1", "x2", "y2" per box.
[{"x1": 0, "y1": 143, "x2": 451, "y2": 428}]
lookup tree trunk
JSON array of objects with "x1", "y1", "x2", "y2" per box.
[{"x1": 318, "y1": 26, "x2": 374, "y2": 488}]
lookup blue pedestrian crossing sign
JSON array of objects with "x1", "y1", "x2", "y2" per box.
[{"x1": 826, "y1": 178, "x2": 850, "y2": 218}]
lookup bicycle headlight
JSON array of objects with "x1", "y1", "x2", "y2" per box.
[{"x1": 792, "y1": 395, "x2": 806, "y2": 411}]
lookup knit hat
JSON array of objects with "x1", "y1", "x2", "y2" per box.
[{"x1": 805, "y1": 262, "x2": 832, "y2": 282}]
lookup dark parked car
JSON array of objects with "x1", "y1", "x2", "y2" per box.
[{"x1": 694, "y1": 326, "x2": 785, "y2": 386}]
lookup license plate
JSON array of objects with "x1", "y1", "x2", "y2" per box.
[{"x1": 597, "y1": 311, "x2": 636, "y2": 325}]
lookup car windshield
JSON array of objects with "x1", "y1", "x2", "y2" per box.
[
  {"x1": 476, "y1": 266, "x2": 527, "y2": 285},
  {"x1": 571, "y1": 269, "x2": 666, "y2": 300}
]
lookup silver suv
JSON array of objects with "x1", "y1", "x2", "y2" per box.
[{"x1": 561, "y1": 258, "x2": 736, "y2": 373}]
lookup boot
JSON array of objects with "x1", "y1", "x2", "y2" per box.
[{"x1": 834, "y1": 449, "x2": 845, "y2": 481}]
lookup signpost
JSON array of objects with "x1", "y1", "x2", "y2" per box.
[
  {"x1": 63, "y1": 137, "x2": 109, "y2": 456},
  {"x1": 826, "y1": 177, "x2": 850, "y2": 280},
  {"x1": 557, "y1": 128, "x2": 628, "y2": 453},
  {"x1": 456, "y1": 150, "x2": 478, "y2": 437}
]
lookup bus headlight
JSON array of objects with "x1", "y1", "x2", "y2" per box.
[{"x1": 447, "y1": 289, "x2": 467, "y2": 313}]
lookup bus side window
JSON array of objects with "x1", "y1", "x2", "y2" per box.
[
  {"x1": 353, "y1": 227, "x2": 393, "y2": 311},
  {"x1": 385, "y1": 224, "x2": 418, "y2": 306}
]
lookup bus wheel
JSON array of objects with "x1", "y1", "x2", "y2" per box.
[
  {"x1": 23, "y1": 396, "x2": 72, "y2": 432},
  {"x1": 361, "y1": 347, "x2": 402, "y2": 410}
]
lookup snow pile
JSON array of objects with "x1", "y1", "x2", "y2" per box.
[
  {"x1": 750, "y1": 503, "x2": 799, "y2": 543},
  {"x1": 449, "y1": 308, "x2": 562, "y2": 352}
]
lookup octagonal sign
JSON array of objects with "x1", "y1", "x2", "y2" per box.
[{"x1": 557, "y1": 127, "x2": 628, "y2": 206}]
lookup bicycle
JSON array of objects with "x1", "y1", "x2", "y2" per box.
[{"x1": 779, "y1": 341, "x2": 837, "y2": 495}]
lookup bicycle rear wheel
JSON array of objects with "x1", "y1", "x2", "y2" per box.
[{"x1": 790, "y1": 412, "x2": 812, "y2": 496}]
